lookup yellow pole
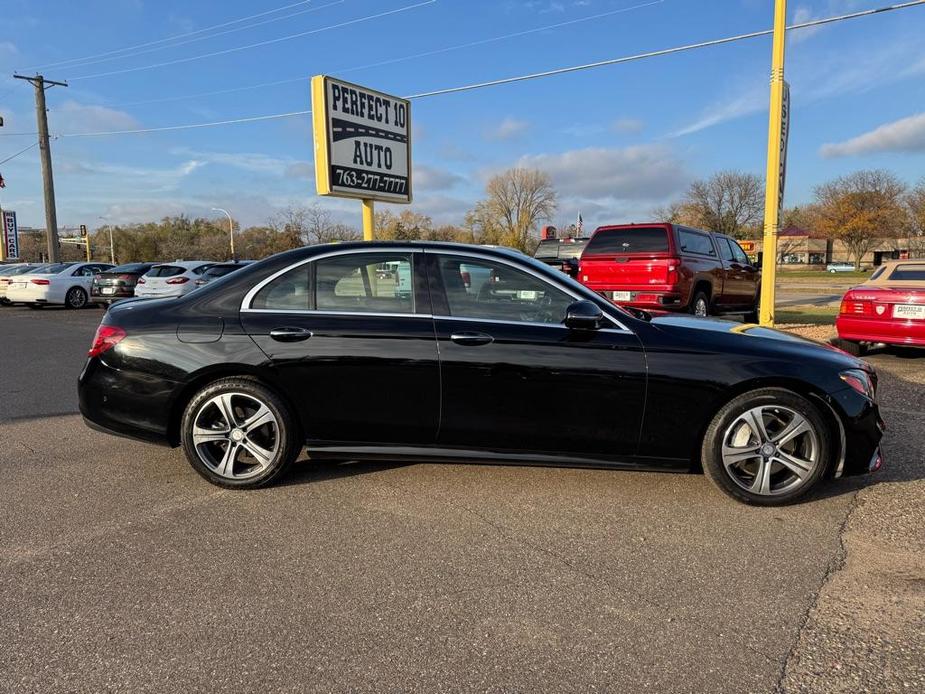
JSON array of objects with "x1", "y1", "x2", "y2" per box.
[
  {"x1": 759, "y1": 0, "x2": 788, "y2": 326},
  {"x1": 85, "y1": 235, "x2": 91, "y2": 261},
  {"x1": 362, "y1": 199, "x2": 375, "y2": 241}
]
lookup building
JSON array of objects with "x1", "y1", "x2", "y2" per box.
[{"x1": 742, "y1": 226, "x2": 919, "y2": 269}]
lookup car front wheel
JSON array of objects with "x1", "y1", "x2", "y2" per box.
[
  {"x1": 701, "y1": 388, "x2": 831, "y2": 506},
  {"x1": 180, "y1": 378, "x2": 302, "y2": 488}
]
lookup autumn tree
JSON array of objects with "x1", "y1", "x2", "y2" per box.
[
  {"x1": 906, "y1": 178, "x2": 925, "y2": 255},
  {"x1": 813, "y1": 170, "x2": 909, "y2": 270},
  {"x1": 466, "y1": 168, "x2": 557, "y2": 252}
]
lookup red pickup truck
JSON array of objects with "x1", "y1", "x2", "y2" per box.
[{"x1": 578, "y1": 223, "x2": 760, "y2": 318}]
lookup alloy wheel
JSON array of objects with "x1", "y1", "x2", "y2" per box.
[
  {"x1": 67, "y1": 288, "x2": 87, "y2": 309},
  {"x1": 694, "y1": 297, "x2": 708, "y2": 317},
  {"x1": 191, "y1": 392, "x2": 280, "y2": 480},
  {"x1": 721, "y1": 405, "x2": 820, "y2": 496}
]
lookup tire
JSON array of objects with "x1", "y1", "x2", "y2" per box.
[
  {"x1": 832, "y1": 338, "x2": 867, "y2": 357},
  {"x1": 743, "y1": 304, "x2": 759, "y2": 324},
  {"x1": 65, "y1": 286, "x2": 88, "y2": 309},
  {"x1": 180, "y1": 377, "x2": 302, "y2": 489},
  {"x1": 701, "y1": 388, "x2": 832, "y2": 506},
  {"x1": 689, "y1": 289, "x2": 711, "y2": 317}
]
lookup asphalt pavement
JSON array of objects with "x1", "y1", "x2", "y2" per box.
[{"x1": 0, "y1": 305, "x2": 922, "y2": 693}]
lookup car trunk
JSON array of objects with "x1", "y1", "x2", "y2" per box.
[{"x1": 843, "y1": 286, "x2": 925, "y2": 320}]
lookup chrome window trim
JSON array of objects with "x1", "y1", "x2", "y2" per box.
[
  {"x1": 240, "y1": 246, "x2": 423, "y2": 313},
  {"x1": 425, "y1": 248, "x2": 632, "y2": 333},
  {"x1": 243, "y1": 308, "x2": 431, "y2": 319}
]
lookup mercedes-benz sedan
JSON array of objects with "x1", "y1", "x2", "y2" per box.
[{"x1": 79, "y1": 242, "x2": 884, "y2": 506}]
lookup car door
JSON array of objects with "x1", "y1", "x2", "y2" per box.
[
  {"x1": 425, "y1": 250, "x2": 647, "y2": 459},
  {"x1": 727, "y1": 238, "x2": 759, "y2": 305},
  {"x1": 716, "y1": 238, "x2": 749, "y2": 307},
  {"x1": 240, "y1": 249, "x2": 440, "y2": 446}
]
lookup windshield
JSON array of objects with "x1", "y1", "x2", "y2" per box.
[{"x1": 584, "y1": 227, "x2": 669, "y2": 254}]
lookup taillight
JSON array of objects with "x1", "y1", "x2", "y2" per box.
[
  {"x1": 840, "y1": 298, "x2": 871, "y2": 316},
  {"x1": 30, "y1": 278, "x2": 51, "y2": 285},
  {"x1": 136, "y1": 277, "x2": 146, "y2": 285},
  {"x1": 666, "y1": 259, "x2": 680, "y2": 279},
  {"x1": 166, "y1": 277, "x2": 189, "y2": 285},
  {"x1": 88, "y1": 325, "x2": 126, "y2": 358},
  {"x1": 119, "y1": 274, "x2": 135, "y2": 281}
]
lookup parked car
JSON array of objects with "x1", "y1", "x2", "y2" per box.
[
  {"x1": 193, "y1": 260, "x2": 254, "y2": 288},
  {"x1": 91, "y1": 262, "x2": 158, "y2": 306},
  {"x1": 6, "y1": 261, "x2": 114, "y2": 308},
  {"x1": 80, "y1": 242, "x2": 882, "y2": 506},
  {"x1": 578, "y1": 223, "x2": 760, "y2": 319},
  {"x1": 134, "y1": 261, "x2": 214, "y2": 299},
  {"x1": 827, "y1": 262, "x2": 856, "y2": 273},
  {"x1": 533, "y1": 236, "x2": 590, "y2": 278},
  {"x1": 0, "y1": 263, "x2": 41, "y2": 304},
  {"x1": 834, "y1": 260, "x2": 925, "y2": 355}
]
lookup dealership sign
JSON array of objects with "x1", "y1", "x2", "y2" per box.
[
  {"x1": 311, "y1": 75, "x2": 412, "y2": 204},
  {"x1": 1, "y1": 210, "x2": 18, "y2": 261}
]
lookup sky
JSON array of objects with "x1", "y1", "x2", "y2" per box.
[{"x1": 0, "y1": 0, "x2": 924, "y2": 232}]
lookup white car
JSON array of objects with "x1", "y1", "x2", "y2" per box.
[
  {"x1": 0, "y1": 263, "x2": 42, "y2": 304},
  {"x1": 134, "y1": 261, "x2": 215, "y2": 299},
  {"x1": 6, "y1": 261, "x2": 114, "y2": 309}
]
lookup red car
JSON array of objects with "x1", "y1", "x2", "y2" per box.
[
  {"x1": 578, "y1": 223, "x2": 760, "y2": 318},
  {"x1": 836, "y1": 260, "x2": 925, "y2": 355}
]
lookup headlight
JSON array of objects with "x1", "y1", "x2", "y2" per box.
[{"x1": 840, "y1": 369, "x2": 875, "y2": 400}]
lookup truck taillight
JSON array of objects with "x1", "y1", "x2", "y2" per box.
[{"x1": 667, "y1": 259, "x2": 680, "y2": 276}]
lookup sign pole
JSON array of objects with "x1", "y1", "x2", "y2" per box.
[
  {"x1": 362, "y1": 199, "x2": 375, "y2": 241},
  {"x1": 759, "y1": 0, "x2": 789, "y2": 327}
]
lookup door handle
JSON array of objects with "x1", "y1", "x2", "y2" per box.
[
  {"x1": 269, "y1": 327, "x2": 313, "y2": 342},
  {"x1": 450, "y1": 332, "x2": 494, "y2": 346}
]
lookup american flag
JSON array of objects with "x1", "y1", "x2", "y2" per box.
[
  {"x1": 576, "y1": 211, "x2": 583, "y2": 236},
  {"x1": 0, "y1": 173, "x2": 5, "y2": 188}
]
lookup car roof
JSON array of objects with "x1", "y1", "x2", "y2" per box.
[{"x1": 151, "y1": 260, "x2": 213, "y2": 269}]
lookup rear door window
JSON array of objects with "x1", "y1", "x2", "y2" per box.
[
  {"x1": 718, "y1": 238, "x2": 736, "y2": 262},
  {"x1": 678, "y1": 228, "x2": 717, "y2": 257},
  {"x1": 584, "y1": 227, "x2": 669, "y2": 254},
  {"x1": 251, "y1": 265, "x2": 312, "y2": 311}
]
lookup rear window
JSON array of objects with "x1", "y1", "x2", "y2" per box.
[
  {"x1": 534, "y1": 240, "x2": 560, "y2": 260},
  {"x1": 146, "y1": 265, "x2": 185, "y2": 278},
  {"x1": 110, "y1": 263, "x2": 151, "y2": 274},
  {"x1": 584, "y1": 227, "x2": 669, "y2": 254},
  {"x1": 888, "y1": 264, "x2": 925, "y2": 281},
  {"x1": 204, "y1": 265, "x2": 240, "y2": 279}
]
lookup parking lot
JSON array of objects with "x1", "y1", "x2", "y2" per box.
[{"x1": 1, "y1": 305, "x2": 922, "y2": 693}]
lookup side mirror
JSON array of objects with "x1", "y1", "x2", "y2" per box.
[{"x1": 564, "y1": 300, "x2": 604, "y2": 330}]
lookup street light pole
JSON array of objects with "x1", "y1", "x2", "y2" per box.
[
  {"x1": 212, "y1": 207, "x2": 236, "y2": 260},
  {"x1": 98, "y1": 216, "x2": 114, "y2": 264}
]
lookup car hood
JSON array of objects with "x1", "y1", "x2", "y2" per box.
[{"x1": 648, "y1": 314, "x2": 867, "y2": 368}]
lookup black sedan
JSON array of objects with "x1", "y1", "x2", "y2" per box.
[
  {"x1": 91, "y1": 262, "x2": 158, "y2": 306},
  {"x1": 79, "y1": 242, "x2": 883, "y2": 505}
]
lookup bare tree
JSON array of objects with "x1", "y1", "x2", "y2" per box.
[
  {"x1": 813, "y1": 170, "x2": 909, "y2": 270},
  {"x1": 467, "y1": 168, "x2": 557, "y2": 251},
  {"x1": 685, "y1": 171, "x2": 764, "y2": 238},
  {"x1": 268, "y1": 204, "x2": 359, "y2": 246}
]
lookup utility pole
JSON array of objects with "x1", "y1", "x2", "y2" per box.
[
  {"x1": 758, "y1": 1, "x2": 789, "y2": 326},
  {"x1": 13, "y1": 74, "x2": 67, "y2": 263}
]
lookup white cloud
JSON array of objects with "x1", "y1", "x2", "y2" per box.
[
  {"x1": 415, "y1": 164, "x2": 465, "y2": 191},
  {"x1": 485, "y1": 117, "x2": 530, "y2": 141},
  {"x1": 516, "y1": 144, "x2": 688, "y2": 200},
  {"x1": 170, "y1": 147, "x2": 312, "y2": 177},
  {"x1": 820, "y1": 112, "x2": 925, "y2": 157},
  {"x1": 612, "y1": 118, "x2": 645, "y2": 134},
  {"x1": 51, "y1": 100, "x2": 140, "y2": 134}
]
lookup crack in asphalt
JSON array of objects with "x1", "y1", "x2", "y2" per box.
[{"x1": 773, "y1": 489, "x2": 860, "y2": 694}]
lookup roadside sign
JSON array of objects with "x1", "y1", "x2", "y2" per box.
[
  {"x1": 1, "y1": 210, "x2": 18, "y2": 260},
  {"x1": 777, "y1": 81, "x2": 790, "y2": 213},
  {"x1": 311, "y1": 75, "x2": 412, "y2": 204}
]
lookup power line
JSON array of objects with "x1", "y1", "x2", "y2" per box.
[
  {"x1": 110, "y1": 0, "x2": 665, "y2": 109},
  {"x1": 22, "y1": 0, "x2": 316, "y2": 71},
  {"x1": 38, "y1": 1, "x2": 346, "y2": 73},
  {"x1": 8, "y1": 0, "x2": 925, "y2": 138},
  {"x1": 68, "y1": 0, "x2": 439, "y2": 81},
  {"x1": 0, "y1": 140, "x2": 39, "y2": 165}
]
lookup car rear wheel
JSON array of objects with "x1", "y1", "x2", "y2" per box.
[
  {"x1": 65, "y1": 287, "x2": 88, "y2": 309},
  {"x1": 833, "y1": 338, "x2": 867, "y2": 357},
  {"x1": 180, "y1": 378, "x2": 301, "y2": 489},
  {"x1": 701, "y1": 388, "x2": 831, "y2": 506},
  {"x1": 690, "y1": 290, "x2": 710, "y2": 317}
]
